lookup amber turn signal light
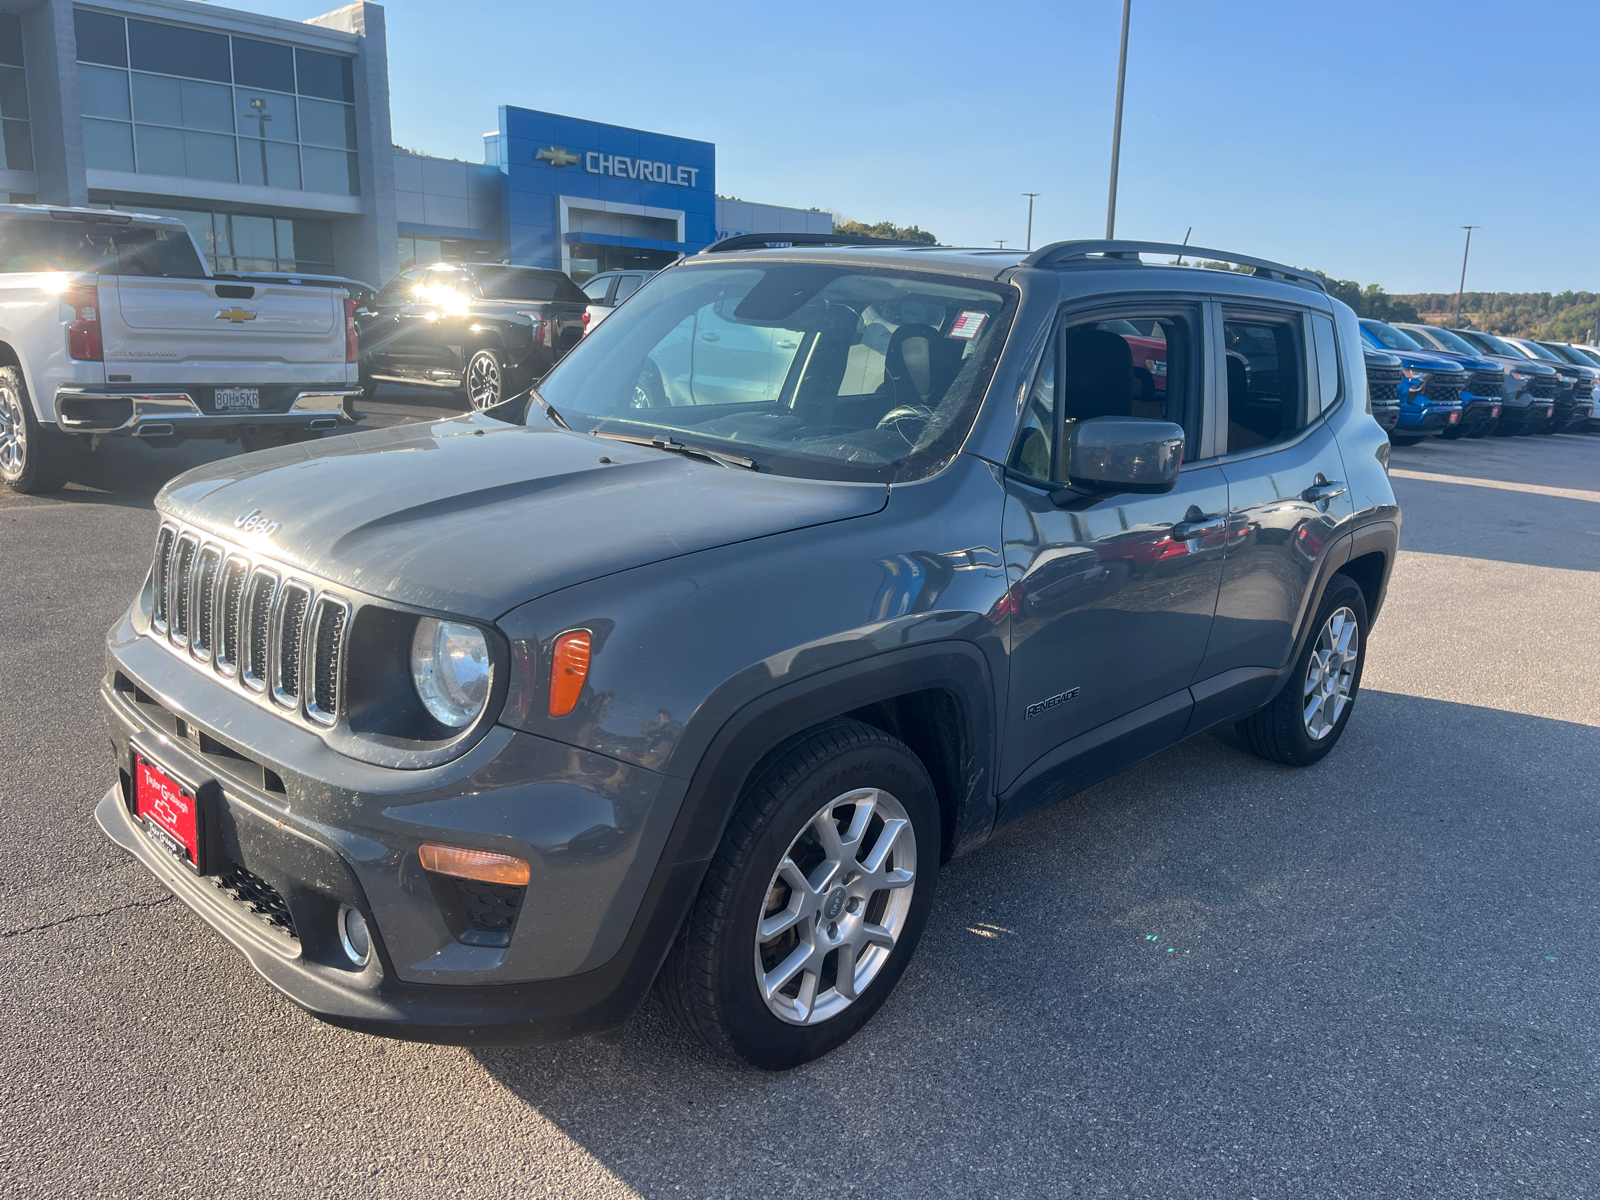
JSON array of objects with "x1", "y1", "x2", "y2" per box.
[
  {"x1": 548, "y1": 629, "x2": 591, "y2": 717},
  {"x1": 418, "y1": 842, "x2": 530, "y2": 886}
]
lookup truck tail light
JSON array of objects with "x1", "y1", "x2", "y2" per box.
[
  {"x1": 64, "y1": 282, "x2": 101, "y2": 361},
  {"x1": 548, "y1": 630, "x2": 591, "y2": 716},
  {"x1": 344, "y1": 297, "x2": 359, "y2": 363}
]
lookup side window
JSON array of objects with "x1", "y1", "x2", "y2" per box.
[
  {"x1": 1223, "y1": 310, "x2": 1308, "y2": 452},
  {"x1": 376, "y1": 267, "x2": 423, "y2": 306},
  {"x1": 1009, "y1": 307, "x2": 1201, "y2": 481},
  {"x1": 1009, "y1": 336, "x2": 1056, "y2": 480},
  {"x1": 1311, "y1": 314, "x2": 1341, "y2": 412},
  {"x1": 582, "y1": 275, "x2": 613, "y2": 303},
  {"x1": 613, "y1": 274, "x2": 643, "y2": 303}
]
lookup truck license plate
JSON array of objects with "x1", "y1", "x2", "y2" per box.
[{"x1": 215, "y1": 387, "x2": 260, "y2": 410}]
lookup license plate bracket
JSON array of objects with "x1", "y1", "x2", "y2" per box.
[
  {"x1": 214, "y1": 386, "x2": 261, "y2": 411},
  {"x1": 131, "y1": 744, "x2": 222, "y2": 875}
]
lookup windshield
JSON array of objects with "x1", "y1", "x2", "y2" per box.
[
  {"x1": 537, "y1": 260, "x2": 1017, "y2": 483},
  {"x1": 1413, "y1": 325, "x2": 1478, "y2": 355},
  {"x1": 1361, "y1": 320, "x2": 1423, "y2": 352},
  {"x1": 1570, "y1": 345, "x2": 1600, "y2": 368},
  {"x1": 1458, "y1": 330, "x2": 1515, "y2": 356},
  {"x1": 1540, "y1": 342, "x2": 1588, "y2": 366},
  {"x1": 1514, "y1": 339, "x2": 1562, "y2": 363},
  {"x1": 0, "y1": 218, "x2": 206, "y2": 277}
]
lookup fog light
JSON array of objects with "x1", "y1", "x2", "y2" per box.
[{"x1": 337, "y1": 903, "x2": 371, "y2": 966}]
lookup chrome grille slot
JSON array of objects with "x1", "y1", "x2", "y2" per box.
[
  {"x1": 150, "y1": 525, "x2": 175, "y2": 633},
  {"x1": 168, "y1": 535, "x2": 198, "y2": 646},
  {"x1": 214, "y1": 556, "x2": 249, "y2": 677},
  {"x1": 241, "y1": 569, "x2": 279, "y2": 692},
  {"x1": 306, "y1": 596, "x2": 350, "y2": 725},
  {"x1": 272, "y1": 583, "x2": 311, "y2": 709},
  {"x1": 190, "y1": 545, "x2": 222, "y2": 661}
]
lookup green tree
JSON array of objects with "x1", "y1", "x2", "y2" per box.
[{"x1": 833, "y1": 219, "x2": 938, "y2": 245}]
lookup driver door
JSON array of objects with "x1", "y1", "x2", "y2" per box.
[{"x1": 999, "y1": 302, "x2": 1228, "y2": 813}]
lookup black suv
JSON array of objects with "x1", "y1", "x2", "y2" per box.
[
  {"x1": 358, "y1": 263, "x2": 589, "y2": 408},
  {"x1": 98, "y1": 236, "x2": 1400, "y2": 1069}
]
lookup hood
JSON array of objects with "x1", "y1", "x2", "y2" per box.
[
  {"x1": 156, "y1": 415, "x2": 889, "y2": 619},
  {"x1": 1410, "y1": 349, "x2": 1501, "y2": 374},
  {"x1": 1381, "y1": 347, "x2": 1468, "y2": 373},
  {"x1": 1479, "y1": 352, "x2": 1557, "y2": 375}
]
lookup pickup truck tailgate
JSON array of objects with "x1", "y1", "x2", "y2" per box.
[{"x1": 102, "y1": 276, "x2": 341, "y2": 365}]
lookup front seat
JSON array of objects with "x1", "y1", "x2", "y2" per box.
[
  {"x1": 1062, "y1": 326, "x2": 1134, "y2": 419},
  {"x1": 884, "y1": 324, "x2": 962, "y2": 408}
]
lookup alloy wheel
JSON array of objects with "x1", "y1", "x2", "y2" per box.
[
  {"x1": 1303, "y1": 605, "x2": 1359, "y2": 740},
  {"x1": 0, "y1": 384, "x2": 24, "y2": 482},
  {"x1": 754, "y1": 787, "x2": 917, "y2": 1026},
  {"x1": 467, "y1": 354, "x2": 501, "y2": 411}
]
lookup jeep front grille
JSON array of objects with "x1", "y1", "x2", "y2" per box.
[{"x1": 148, "y1": 523, "x2": 354, "y2": 730}]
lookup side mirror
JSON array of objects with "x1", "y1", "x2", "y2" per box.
[{"x1": 1062, "y1": 416, "x2": 1185, "y2": 495}]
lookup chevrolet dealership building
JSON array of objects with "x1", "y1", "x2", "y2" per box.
[{"x1": 0, "y1": 0, "x2": 829, "y2": 284}]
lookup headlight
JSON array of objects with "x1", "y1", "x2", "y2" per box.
[{"x1": 411, "y1": 617, "x2": 491, "y2": 728}]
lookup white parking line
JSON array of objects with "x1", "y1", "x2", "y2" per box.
[{"x1": 1388, "y1": 468, "x2": 1600, "y2": 504}]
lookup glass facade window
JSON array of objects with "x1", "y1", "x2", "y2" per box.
[
  {"x1": 107, "y1": 201, "x2": 335, "y2": 274},
  {"x1": 396, "y1": 235, "x2": 499, "y2": 270},
  {"x1": 74, "y1": 9, "x2": 360, "y2": 196},
  {"x1": 0, "y1": 13, "x2": 33, "y2": 172}
]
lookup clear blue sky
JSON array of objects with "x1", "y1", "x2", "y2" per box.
[{"x1": 229, "y1": 0, "x2": 1599, "y2": 294}]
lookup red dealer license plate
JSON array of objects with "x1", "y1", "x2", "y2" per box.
[{"x1": 135, "y1": 754, "x2": 200, "y2": 865}]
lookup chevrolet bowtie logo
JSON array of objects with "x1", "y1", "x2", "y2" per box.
[
  {"x1": 215, "y1": 308, "x2": 258, "y2": 323},
  {"x1": 535, "y1": 145, "x2": 581, "y2": 168}
]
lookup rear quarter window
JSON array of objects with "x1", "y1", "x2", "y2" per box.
[
  {"x1": 0, "y1": 219, "x2": 206, "y2": 277},
  {"x1": 474, "y1": 268, "x2": 588, "y2": 304}
]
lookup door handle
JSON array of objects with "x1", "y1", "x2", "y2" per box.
[
  {"x1": 1171, "y1": 507, "x2": 1227, "y2": 540},
  {"x1": 1302, "y1": 480, "x2": 1347, "y2": 504},
  {"x1": 700, "y1": 332, "x2": 721, "y2": 343}
]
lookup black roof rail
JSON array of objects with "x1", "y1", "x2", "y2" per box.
[
  {"x1": 1020, "y1": 239, "x2": 1326, "y2": 292},
  {"x1": 701, "y1": 231, "x2": 930, "y2": 254}
]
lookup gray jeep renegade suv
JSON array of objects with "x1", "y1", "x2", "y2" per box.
[{"x1": 98, "y1": 236, "x2": 1400, "y2": 1069}]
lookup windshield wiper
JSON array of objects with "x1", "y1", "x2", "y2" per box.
[
  {"x1": 527, "y1": 387, "x2": 569, "y2": 429},
  {"x1": 590, "y1": 429, "x2": 758, "y2": 470}
]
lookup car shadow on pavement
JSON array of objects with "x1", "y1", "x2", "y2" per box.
[{"x1": 471, "y1": 689, "x2": 1599, "y2": 1199}]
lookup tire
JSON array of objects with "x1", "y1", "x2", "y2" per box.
[
  {"x1": 358, "y1": 369, "x2": 378, "y2": 400},
  {"x1": 657, "y1": 718, "x2": 940, "y2": 1070},
  {"x1": 1466, "y1": 417, "x2": 1496, "y2": 439},
  {"x1": 631, "y1": 360, "x2": 668, "y2": 408},
  {"x1": 1439, "y1": 423, "x2": 1468, "y2": 440},
  {"x1": 0, "y1": 365, "x2": 69, "y2": 495},
  {"x1": 1389, "y1": 435, "x2": 1425, "y2": 447},
  {"x1": 1236, "y1": 573, "x2": 1368, "y2": 768},
  {"x1": 464, "y1": 349, "x2": 503, "y2": 412}
]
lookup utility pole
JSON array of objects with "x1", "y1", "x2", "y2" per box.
[
  {"x1": 1105, "y1": 0, "x2": 1132, "y2": 239},
  {"x1": 1022, "y1": 193, "x2": 1040, "y2": 251},
  {"x1": 1453, "y1": 225, "x2": 1479, "y2": 327}
]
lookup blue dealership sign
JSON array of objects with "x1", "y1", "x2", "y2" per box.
[{"x1": 498, "y1": 105, "x2": 715, "y2": 275}]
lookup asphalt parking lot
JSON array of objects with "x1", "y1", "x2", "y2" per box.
[{"x1": 2, "y1": 411, "x2": 1596, "y2": 1199}]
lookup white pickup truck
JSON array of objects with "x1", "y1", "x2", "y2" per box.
[{"x1": 0, "y1": 204, "x2": 360, "y2": 495}]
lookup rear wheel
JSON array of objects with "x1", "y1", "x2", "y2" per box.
[
  {"x1": 464, "y1": 349, "x2": 504, "y2": 412},
  {"x1": 1237, "y1": 574, "x2": 1368, "y2": 767},
  {"x1": 0, "y1": 366, "x2": 69, "y2": 495},
  {"x1": 658, "y1": 719, "x2": 940, "y2": 1069}
]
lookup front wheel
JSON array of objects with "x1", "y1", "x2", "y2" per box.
[
  {"x1": 1389, "y1": 435, "x2": 1425, "y2": 447},
  {"x1": 464, "y1": 349, "x2": 504, "y2": 412},
  {"x1": 657, "y1": 719, "x2": 940, "y2": 1069},
  {"x1": 1236, "y1": 573, "x2": 1369, "y2": 767}
]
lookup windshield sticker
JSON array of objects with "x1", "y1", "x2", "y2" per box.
[{"x1": 947, "y1": 311, "x2": 988, "y2": 340}]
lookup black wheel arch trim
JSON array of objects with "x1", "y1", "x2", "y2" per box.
[{"x1": 657, "y1": 640, "x2": 1000, "y2": 871}]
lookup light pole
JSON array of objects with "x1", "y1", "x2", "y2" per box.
[
  {"x1": 249, "y1": 97, "x2": 272, "y2": 185},
  {"x1": 1105, "y1": 0, "x2": 1132, "y2": 239},
  {"x1": 995, "y1": 239, "x2": 1008, "y2": 249},
  {"x1": 1453, "y1": 225, "x2": 1479, "y2": 327},
  {"x1": 1022, "y1": 192, "x2": 1040, "y2": 251}
]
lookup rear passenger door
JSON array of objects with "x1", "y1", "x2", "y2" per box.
[
  {"x1": 1198, "y1": 303, "x2": 1355, "y2": 681},
  {"x1": 999, "y1": 301, "x2": 1230, "y2": 800}
]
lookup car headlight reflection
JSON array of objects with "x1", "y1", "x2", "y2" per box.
[{"x1": 410, "y1": 617, "x2": 490, "y2": 728}]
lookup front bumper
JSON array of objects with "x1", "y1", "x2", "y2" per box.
[
  {"x1": 1395, "y1": 406, "x2": 1459, "y2": 435},
  {"x1": 55, "y1": 386, "x2": 360, "y2": 438},
  {"x1": 1458, "y1": 397, "x2": 1500, "y2": 425},
  {"x1": 97, "y1": 615, "x2": 701, "y2": 1044}
]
